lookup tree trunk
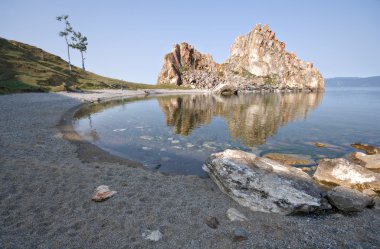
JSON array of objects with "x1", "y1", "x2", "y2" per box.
[
  {"x1": 81, "y1": 51, "x2": 85, "y2": 71},
  {"x1": 65, "y1": 36, "x2": 72, "y2": 72}
]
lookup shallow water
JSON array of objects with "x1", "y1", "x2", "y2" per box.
[{"x1": 73, "y1": 87, "x2": 380, "y2": 177}]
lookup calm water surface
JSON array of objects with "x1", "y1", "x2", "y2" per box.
[{"x1": 74, "y1": 87, "x2": 380, "y2": 177}]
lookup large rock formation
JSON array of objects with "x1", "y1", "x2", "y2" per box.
[
  {"x1": 157, "y1": 24, "x2": 324, "y2": 91},
  {"x1": 203, "y1": 149, "x2": 327, "y2": 214}
]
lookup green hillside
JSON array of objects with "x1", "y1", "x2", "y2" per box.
[{"x1": 0, "y1": 37, "x2": 182, "y2": 94}]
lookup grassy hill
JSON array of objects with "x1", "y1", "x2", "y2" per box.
[{"x1": 0, "y1": 37, "x2": 183, "y2": 94}]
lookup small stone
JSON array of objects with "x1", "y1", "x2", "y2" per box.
[
  {"x1": 226, "y1": 208, "x2": 248, "y2": 221},
  {"x1": 233, "y1": 228, "x2": 249, "y2": 242},
  {"x1": 92, "y1": 185, "x2": 117, "y2": 202},
  {"x1": 171, "y1": 140, "x2": 180, "y2": 144},
  {"x1": 327, "y1": 186, "x2": 373, "y2": 212},
  {"x1": 142, "y1": 230, "x2": 162, "y2": 241},
  {"x1": 186, "y1": 143, "x2": 195, "y2": 148},
  {"x1": 142, "y1": 147, "x2": 151, "y2": 151},
  {"x1": 205, "y1": 217, "x2": 219, "y2": 229}
]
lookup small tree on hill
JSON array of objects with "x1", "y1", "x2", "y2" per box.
[
  {"x1": 70, "y1": 31, "x2": 88, "y2": 71},
  {"x1": 56, "y1": 15, "x2": 73, "y2": 71}
]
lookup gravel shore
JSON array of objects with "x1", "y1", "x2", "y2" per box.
[{"x1": 1, "y1": 90, "x2": 379, "y2": 249}]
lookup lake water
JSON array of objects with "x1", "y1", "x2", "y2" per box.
[{"x1": 73, "y1": 87, "x2": 380, "y2": 177}]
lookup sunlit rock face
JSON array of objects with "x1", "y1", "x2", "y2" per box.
[
  {"x1": 157, "y1": 24, "x2": 324, "y2": 91},
  {"x1": 227, "y1": 24, "x2": 324, "y2": 90},
  {"x1": 158, "y1": 92, "x2": 323, "y2": 146}
]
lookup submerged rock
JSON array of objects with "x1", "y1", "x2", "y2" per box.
[
  {"x1": 203, "y1": 149, "x2": 325, "y2": 214},
  {"x1": 327, "y1": 186, "x2": 373, "y2": 212},
  {"x1": 263, "y1": 153, "x2": 314, "y2": 166},
  {"x1": 91, "y1": 185, "x2": 117, "y2": 202},
  {"x1": 226, "y1": 208, "x2": 248, "y2": 221},
  {"x1": 350, "y1": 152, "x2": 380, "y2": 170},
  {"x1": 351, "y1": 143, "x2": 379, "y2": 155},
  {"x1": 314, "y1": 142, "x2": 327, "y2": 148},
  {"x1": 313, "y1": 158, "x2": 380, "y2": 191}
]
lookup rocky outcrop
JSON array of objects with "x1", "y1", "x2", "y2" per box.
[
  {"x1": 226, "y1": 24, "x2": 324, "y2": 90},
  {"x1": 327, "y1": 186, "x2": 373, "y2": 212},
  {"x1": 313, "y1": 158, "x2": 380, "y2": 191},
  {"x1": 203, "y1": 149, "x2": 327, "y2": 214},
  {"x1": 157, "y1": 24, "x2": 324, "y2": 91}
]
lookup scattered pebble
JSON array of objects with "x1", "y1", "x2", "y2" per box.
[
  {"x1": 205, "y1": 217, "x2": 219, "y2": 229},
  {"x1": 186, "y1": 143, "x2": 195, "y2": 148},
  {"x1": 92, "y1": 185, "x2": 117, "y2": 202},
  {"x1": 142, "y1": 147, "x2": 151, "y2": 150},
  {"x1": 171, "y1": 140, "x2": 180, "y2": 144},
  {"x1": 226, "y1": 208, "x2": 248, "y2": 221},
  {"x1": 142, "y1": 230, "x2": 163, "y2": 241},
  {"x1": 232, "y1": 228, "x2": 249, "y2": 242},
  {"x1": 314, "y1": 142, "x2": 327, "y2": 148}
]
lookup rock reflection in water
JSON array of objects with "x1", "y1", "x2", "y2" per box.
[{"x1": 158, "y1": 92, "x2": 323, "y2": 147}]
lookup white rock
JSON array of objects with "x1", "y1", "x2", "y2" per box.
[
  {"x1": 142, "y1": 230, "x2": 163, "y2": 241},
  {"x1": 227, "y1": 208, "x2": 248, "y2": 221},
  {"x1": 203, "y1": 149, "x2": 326, "y2": 214}
]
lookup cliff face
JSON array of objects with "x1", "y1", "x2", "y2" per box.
[
  {"x1": 227, "y1": 24, "x2": 324, "y2": 89},
  {"x1": 157, "y1": 24, "x2": 324, "y2": 91}
]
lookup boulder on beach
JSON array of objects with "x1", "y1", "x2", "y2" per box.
[
  {"x1": 327, "y1": 186, "x2": 373, "y2": 212},
  {"x1": 203, "y1": 149, "x2": 327, "y2": 215},
  {"x1": 313, "y1": 158, "x2": 380, "y2": 191},
  {"x1": 350, "y1": 152, "x2": 380, "y2": 170}
]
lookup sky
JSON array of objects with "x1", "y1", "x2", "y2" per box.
[{"x1": 1, "y1": 0, "x2": 379, "y2": 84}]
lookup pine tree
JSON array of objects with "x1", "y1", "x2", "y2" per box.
[
  {"x1": 56, "y1": 15, "x2": 73, "y2": 71},
  {"x1": 70, "y1": 31, "x2": 88, "y2": 71}
]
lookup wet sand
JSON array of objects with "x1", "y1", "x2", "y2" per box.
[{"x1": 1, "y1": 90, "x2": 379, "y2": 249}]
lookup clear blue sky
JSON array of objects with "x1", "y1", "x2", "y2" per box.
[{"x1": 1, "y1": 0, "x2": 379, "y2": 84}]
